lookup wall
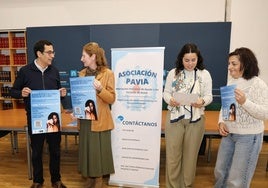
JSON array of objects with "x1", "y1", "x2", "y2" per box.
[
  {"x1": 229, "y1": 0, "x2": 268, "y2": 82},
  {"x1": 0, "y1": 0, "x2": 267, "y2": 83},
  {"x1": 0, "y1": 0, "x2": 225, "y2": 27}
]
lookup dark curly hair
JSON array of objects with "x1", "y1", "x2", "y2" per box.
[{"x1": 229, "y1": 47, "x2": 259, "y2": 80}]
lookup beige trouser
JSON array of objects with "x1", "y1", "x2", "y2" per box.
[{"x1": 165, "y1": 112, "x2": 205, "y2": 188}]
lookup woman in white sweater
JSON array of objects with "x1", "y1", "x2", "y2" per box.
[
  {"x1": 214, "y1": 47, "x2": 268, "y2": 188},
  {"x1": 163, "y1": 43, "x2": 213, "y2": 188}
]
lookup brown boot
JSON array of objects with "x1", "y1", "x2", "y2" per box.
[
  {"x1": 94, "y1": 177, "x2": 103, "y2": 188},
  {"x1": 84, "y1": 177, "x2": 95, "y2": 188}
]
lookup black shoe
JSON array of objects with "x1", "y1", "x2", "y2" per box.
[
  {"x1": 30, "y1": 183, "x2": 43, "y2": 188},
  {"x1": 52, "y1": 181, "x2": 67, "y2": 188}
]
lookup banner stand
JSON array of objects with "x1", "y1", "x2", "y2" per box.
[{"x1": 109, "y1": 47, "x2": 165, "y2": 188}]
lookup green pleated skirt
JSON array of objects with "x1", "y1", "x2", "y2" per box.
[{"x1": 78, "y1": 119, "x2": 115, "y2": 177}]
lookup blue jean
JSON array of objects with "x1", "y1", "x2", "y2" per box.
[{"x1": 214, "y1": 133, "x2": 263, "y2": 188}]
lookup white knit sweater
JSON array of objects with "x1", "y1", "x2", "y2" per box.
[{"x1": 218, "y1": 76, "x2": 268, "y2": 134}]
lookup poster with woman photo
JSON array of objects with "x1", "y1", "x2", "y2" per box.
[
  {"x1": 70, "y1": 76, "x2": 98, "y2": 120},
  {"x1": 220, "y1": 84, "x2": 236, "y2": 121},
  {"x1": 30, "y1": 90, "x2": 61, "y2": 134}
]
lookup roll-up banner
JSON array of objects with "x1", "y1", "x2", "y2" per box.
[{"x1": 109, "y1": 47, "x2": 165, "y2": 187}]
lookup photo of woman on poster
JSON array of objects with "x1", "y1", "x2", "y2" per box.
[
  {"x1": 47, "y1": 112, "x2": 60, "y2": 132},
  {"x1": 85, "y1": 99, "x2": 98, "y2": 120},
  {"x1": 228, "y1": 103, "x2": 236, "y2": 121}
]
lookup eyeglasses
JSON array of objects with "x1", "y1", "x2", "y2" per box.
[{"x1": 43, "y1": 51, "x2": 55, "y2": 55}]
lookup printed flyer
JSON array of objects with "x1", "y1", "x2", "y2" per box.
[
  {"x1": 31, "y1": 90, "x2": 61, "y2": 134},
  {"x1": 69, "y1": 76, "x2": 97, "y2": 120},
  {"x1": 220, "y1": 84, "x2": 236, "y2": 121}
]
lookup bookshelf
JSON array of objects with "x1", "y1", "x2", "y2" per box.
[{"x1": 0, "y1": 30, "x2": 27, "y2": 110}]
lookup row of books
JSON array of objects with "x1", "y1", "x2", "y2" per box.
[
  {"x1": 0, "y1": 71, "x2": 12, "y2": 82},
  {"x1": 1, "y1": 86, "x2": 11, "y2": 98},
  {"x1": 13, "y1": 53, "x2": 27, "y2": 65},
  {"x1": 12, "y1": 37, "x2": 26, "y2": 48},
  {"x1": 0, "y1": 53, "x2": 26, "y2": 65},
  {"x1": 1, "y1": 101, "x2": 13, "y2": 110},
  {"x1": 0, "y1": 54, "x2": 10, "y2": 65},
  {"x1": 0, "y1": 37, "x2": 9, "y2": 48},
  {"x1": 0, "y1": 37, "x2": 25, "y2": 48}
]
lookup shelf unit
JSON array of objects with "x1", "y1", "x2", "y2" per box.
[{"x1": 0, "y1": 30, "x2": 27, "y2": 110}]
